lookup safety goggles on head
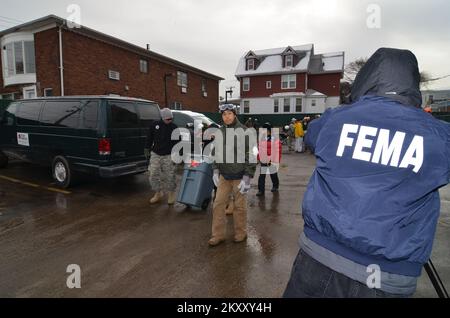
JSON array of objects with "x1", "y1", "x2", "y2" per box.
[{"x1": 219, "y1": 104, "x2": 237, "y2": 113}]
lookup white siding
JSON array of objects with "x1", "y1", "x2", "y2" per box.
[
  {"x1": 325, "y1": 96, "x2": 341, "y2": 109},
  {"x1": 241, "y1": 96, "x2": 339, "y2": 114}
]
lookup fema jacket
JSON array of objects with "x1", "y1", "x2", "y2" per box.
[
  {"x1": 212, "y1": 118, "x2": 257, "y2": 180},
  {"x1": 146, "y1": 120, "x2": 178, "y2": 156},
  {"x1": 302, "y1": 48, "x2": 450, "y2": 277}
]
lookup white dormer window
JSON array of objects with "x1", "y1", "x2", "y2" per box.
[
  {"x1": 247, "y1": 59, "x2": 255, "y2": 71},
  {"x1": 285, "y1": 55, "x2": 293, "y2": 68}
]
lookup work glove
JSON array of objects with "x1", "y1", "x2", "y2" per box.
[
  {"x1": 144, "y1": 148, "x2": 150, "y2": 160},
  {"x1": 237, "y1": 175, "x2": 251, "y2": 194},
  {"x1": 213, "y1": 169, "x2": 220, "y2": 187}
]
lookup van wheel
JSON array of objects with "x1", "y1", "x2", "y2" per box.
[
  {"x1": 0, "y1": 151, "x2": 8, "y2": 168},
  {"x1": 52, "y1": 156, "x2": 73, "y2": 188}
]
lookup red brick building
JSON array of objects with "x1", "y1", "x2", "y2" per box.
[
  {"x1": 0, "y1": 15, "x2": 223, "y2": 112},
  {"x1": 235, "y1": 44, "x2": 344, "y2": 114}
]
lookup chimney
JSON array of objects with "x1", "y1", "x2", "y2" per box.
[{"x1": 146, "y1": 44, "x2": 150, "y2": 51}]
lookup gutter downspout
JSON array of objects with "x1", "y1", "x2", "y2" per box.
[{"x1": 58, "y1": 27, "x2": 65, "y2": 96}]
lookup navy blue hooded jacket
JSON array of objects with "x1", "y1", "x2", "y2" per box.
[{"x1": 303, "y1": 48, "x2": 450, "y2": 277}]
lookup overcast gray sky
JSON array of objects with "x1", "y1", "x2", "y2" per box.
[{"x1": 0, "y1": 0, "x2": 449, "y2": 99}]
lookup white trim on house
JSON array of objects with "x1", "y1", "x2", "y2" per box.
[
  {"x1": 240, "y1": 94, "x2": 338, "y2": 115},
  {"x1": 266, "y1": 81, "x2": 272, "y2": 89},
  {"x1": 1, "y1": 32, "x2": 37, "y2": 87},
  {"x1": 22, "y1": 85, "x2": 37, "y2": 99}
]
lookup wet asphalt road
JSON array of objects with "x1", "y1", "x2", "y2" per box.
[{"x1": 0, "y1": 150, "x2": 449, "y2": 298}]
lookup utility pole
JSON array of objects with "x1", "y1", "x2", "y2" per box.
[{"x1": 225, "y1": 86, "x2": 234, "y2": 103}]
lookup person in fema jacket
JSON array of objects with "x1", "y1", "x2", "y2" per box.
[{"x1": 283, "y1": 48, "x2": 450, "y2": 298}]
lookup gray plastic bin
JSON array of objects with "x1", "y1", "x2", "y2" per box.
[{"x1": 177, "y1": 158, "x2": 214, "y2": 210}]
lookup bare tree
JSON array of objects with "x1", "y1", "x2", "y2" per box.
[{"x1": 344, "y1": 58, "x2": 368, "y2": 84}]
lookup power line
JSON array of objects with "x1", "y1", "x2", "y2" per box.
[{"x1": 0, "y1": 15, "x2": 25, "y2": 24}]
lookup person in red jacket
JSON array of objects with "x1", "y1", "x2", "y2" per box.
[{"x1": 256, "y1": 122, "x2": 282, "y2": 197}]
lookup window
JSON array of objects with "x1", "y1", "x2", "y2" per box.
[
  {"x1": 285, "y1": 55, "x2": 293, "y2": 68},
  {"x1": 1, "y1": 93, "x2": 15, "y2": 100},
  {"x1": 243, "y1": 77, "x2": 250, "y2": 92},
  {"x1": 140, "y1": 59, "x2": 148, "y2": 73},
  {"x1": 177, "y1": 71, "x2": 188, "y2": 87},
  {"x1": 4, "y1": 102, "x2": 18, "y2": 126},
  {"x1": 282, "y1": 74, "x2": 296, "y2": 89},
  {"x1": 81, "y1": 101, "x2": 99, "y2": 130},
  {"x1": 201, "y1": 79, "x2": 207, "y2": 92},
  {"x1": 41, "y1": 101, "x2": 81, "y2": 128},
  {"x1": 14, "y1": 42, "x2": 24, "y2": 74},
  {"x1": 173, "y1": 102, "x2": 182, "y2": 110},
  {"x1": 4, "y1": 41, "x2": 36, "y2": 76},
  {"x1": 284, "y1": 98, "x2": 290, "y2": 113},
  {"x1": 266, "y1": 81, "x2": 272, "y2": 89},
  {"x1": 274, "y1": 99, "x2": 279, "y2": 113},
  {"x1": 296, "y1": 98, "x2": 303, "y2": 113},
  {"x1": 247, "y1": 59, "x2": 255, "y2": 70},
  {"x1": 23, "y1": 86, "x2": 36, "y2": 99},
  {"x1": 243, "y1": 101, "x2": 250, "y2": 114},
  {"x1": 311, "y1": 99, "x2": 317, "y2": 107},
  {"x1": 44, "y1": 88, "x2": 53, "y2": 97},
  {"x1": 16, "y1": 101, "x2": 43, "y2": 126},
  {"x1": 24, "y1": 41, "x2": 35, "y2": 73},
  {"x1": 172, "y1": 112, "x2": 191, "y2": 127},
  {"x1": 110, "y1": 102, "x2": 139, "y2": 128}
]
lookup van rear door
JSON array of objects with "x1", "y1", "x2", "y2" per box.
[{"x1": 107, "y1": 100, "x2": 142, "y2": 164}]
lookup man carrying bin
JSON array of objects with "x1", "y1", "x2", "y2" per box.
[
  {"x1": 209, "y1": 104, "x2": 257, "y2": 247},
  {"x1": 145, "y1": 108, "x2": 178, "y2": 206}
]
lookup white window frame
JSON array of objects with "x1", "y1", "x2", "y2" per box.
[
  {"x1": 285, "y1": 55, "x2": 293, "y2": 68},
  {"x1": 274, "y1": 99, "x2": 279, "y2": 113},
  {"x1": 177, "y1": 71, "x2": 188, "y2": 88},
  {"x1": 22, "y1": 85, "x2": 37, "y2": 99},
  {"x1": 311, "y1": 99, "x2": 317, "y2": 107},
  {"x1": 296, "y1": 98, "x2": 303, "y2": 113},
  {"x1": 139, "y1": 59, "x2": 148, "y2": 73},
  {"x1": 266, "y1": 81, "x2": 272, "y2": 89},
  {"x1": 243, "y1": 100, "x2": 250, "y2": 114},
  {"x1": 283, "y1": 98, "x2": 291, "y2": 113},
  {"x1": 247, "y1": 59, "x2": 255, "y2": 70},
  {"x1": 243, "y1": 77, "x2": 250, "y2": 92},
  {"x1": 282, "y1": 74, "x2": 296, "y2": 89}
]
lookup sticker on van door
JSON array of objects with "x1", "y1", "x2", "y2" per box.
[{"x1": 17, "y1": 133, "x2": 30, "y2": 147}]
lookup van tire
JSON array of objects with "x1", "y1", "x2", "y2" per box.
[
  {"x1": 52, "y1": 156, "x2": 74, "y2": 188},
  {"x1": 0, "y1": 151, "x2": 8, "y2": 168}
]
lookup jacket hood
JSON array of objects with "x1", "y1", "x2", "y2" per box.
[{"x1": 350, "y1": 48, "x2": 422, "y2": 108}]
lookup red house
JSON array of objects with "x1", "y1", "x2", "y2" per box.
[
  {"x1": 0, "y1": 15, "x2": 223, "y2": 112},
  {"x1": 235, "y1": 44, "x2": 344, "y2": 114}
]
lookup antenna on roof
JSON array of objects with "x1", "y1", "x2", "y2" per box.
[{"x1": 146, "y1": 44, "x2": 150, "y2": 51}]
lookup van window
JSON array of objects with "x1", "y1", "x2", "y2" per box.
[
  {"x1": 17, "y1": 101, "x2": 43, "y2": 126},
  {"x1": 173, "y1": 113, "x2": 192, "y2": 128},
  {"x1": 137, "y1": 102, "x2": 160, "y2": 127},
  {"x1": 41, "y1": 101, "x2": 81, "y2": 128},
  {"x1": 3, "y1": 102, "x2": 18, "y2": 126},
  {"x1": 81, "y1": 101, "x2": 99, "y2": 130},
  {"x1": 110, "y1": 102, "x2": 139, "y2": 128}
]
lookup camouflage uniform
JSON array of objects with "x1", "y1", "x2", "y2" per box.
[{"x1": 149, "y1": 152, "x2": 176, "y2": 192}]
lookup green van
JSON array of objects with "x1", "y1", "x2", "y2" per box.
[{"x1": 0, "y1": 96, "x2": 161, "y2": 188}]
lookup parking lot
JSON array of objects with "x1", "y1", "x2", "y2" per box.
[{"x1": 0, "y1": 149, "x2": 449, "y2": 298}]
